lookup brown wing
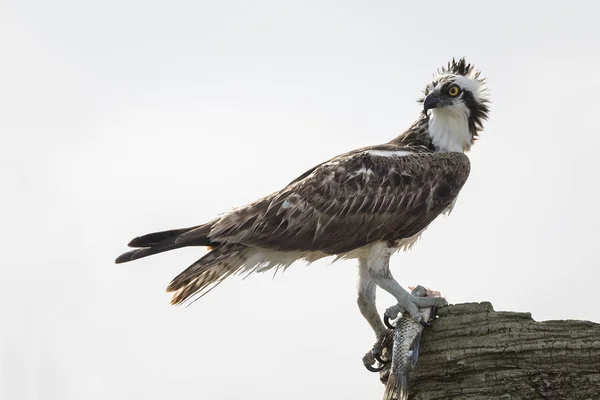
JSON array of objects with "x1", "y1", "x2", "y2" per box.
[{"x1": 179, "y1": 149, "x2": 470, "y2": 254}]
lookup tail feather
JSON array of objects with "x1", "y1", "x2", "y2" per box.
[
  {"x1": 383, "y1": 372, "x2": 409, "y2": 400},
  {"x1": 128, "y1": 227, "x2": 198, "y2": 247},
  {"x1": 115, "y1": 223, "x2": 216, "y2": 264},
  {"x1": 166, "y1": 244, "x2": 247, "y2": 305}
]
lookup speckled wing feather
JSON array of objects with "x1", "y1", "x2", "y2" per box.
[{"x1": 178, "y1": 146, "x2": 470, "y2": 255}]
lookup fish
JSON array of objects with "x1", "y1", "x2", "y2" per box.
[{"x1": 383, "y1": 285, "x2": 441, "y2": 400}]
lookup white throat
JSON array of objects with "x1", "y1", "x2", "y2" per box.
[{"x1": 428, "y1": 107, "x2": 472, "y2": 152}]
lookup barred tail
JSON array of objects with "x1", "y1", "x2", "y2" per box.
[{"x1": 166, "y1": 244, "x2": 247, "y2": 305}]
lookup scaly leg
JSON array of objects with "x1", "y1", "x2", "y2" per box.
[
  {"x1": 357, "y1": 258, "x2": 390, "y2": 371},
  {"x1": 366, "y1": 242, "x2": 447, "y2": 323},
  {"x1": 357, "y1": 258, "x2": 387, "y2": 338}
]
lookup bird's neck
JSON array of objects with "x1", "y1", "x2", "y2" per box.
[
  {"x1": 390, "y1": 110, "x2": 473, "y2": 153},
  {"x1": 428, "y1": 108, "x2": 472, "y2": 152}
]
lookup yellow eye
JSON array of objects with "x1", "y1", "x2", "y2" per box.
[{"x1": 448, "y1": 85, "x2": 460, "y2": 97}]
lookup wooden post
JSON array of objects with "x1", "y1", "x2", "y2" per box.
[{"x1": 377, "y1": 302, "x2": 600, "y2": 399}]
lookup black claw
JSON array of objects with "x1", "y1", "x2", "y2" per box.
[
  {"x1": 364, "y1": 362, "x2": 385, "y2": 372},
  {"x1": 384, "y1": 315, "x2": 396, "y2": 329},
  {"x1": 372, "y1": 348, "x2": 388, "y2": 365}
]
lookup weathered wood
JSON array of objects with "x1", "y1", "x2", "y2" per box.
[{"x1": 378, "y1": 302, "x2": 600, "y2": 399}]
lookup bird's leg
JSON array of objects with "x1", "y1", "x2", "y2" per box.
[
  {"x1": 366, "y1": 243, "x2": 447, "y2": 324},
  {"x1": 357, "y1": 258, "x2": 387, "y2": 338},
  {"x1": 358, "y1": 258, "x2": 395, "y2": 371}
]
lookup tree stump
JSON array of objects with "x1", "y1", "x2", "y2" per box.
[{"x1": 378, "y1": 302, "x2": 600, "y2": 399}]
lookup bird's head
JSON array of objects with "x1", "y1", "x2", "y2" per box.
[{"x1": 418, "y1": 58, "x2": 490, "y2": 149}]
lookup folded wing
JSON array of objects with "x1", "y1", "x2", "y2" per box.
[{"x1": 179, "y1": 148, "x2": 471, "y2": 254}]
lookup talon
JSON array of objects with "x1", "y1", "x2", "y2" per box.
[
  {"x1": 372, "y1": 348, "x2": 388, "y2": 365},
  {"x1": 364, "y1": 361, "x2": 385, "y2": 372},
  {"x1": 384, "y1": 303, "x2": 404, "y2": 326},
  {"x1": 384, "y1": 315, "x2": 396, "y2": 329}
]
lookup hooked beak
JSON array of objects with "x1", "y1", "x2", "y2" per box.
[{"x1": 423, "y1": 93, "x2": 441, "y2": 114}]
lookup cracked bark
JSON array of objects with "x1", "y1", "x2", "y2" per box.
[{"x1": 377, "y1": 302, "x2": 600, "y2": 399}]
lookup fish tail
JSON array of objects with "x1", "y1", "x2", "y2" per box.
[{"x1": 383, "y1": 370, "x2": 409, "y2": 400}]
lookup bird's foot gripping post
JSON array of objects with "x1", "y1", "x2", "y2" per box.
[
  {"x1": 383, "y1": 286, "x2": 443, "y2": 329},
  {"x1": 363, "y1": 286, "x2": 442, "y2": 397},
  {"x1": 383, "y1": 291, "x2": 446, "y2": 327}
]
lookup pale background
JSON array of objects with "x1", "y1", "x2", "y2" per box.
[{"x1": 2, "y1": 1, "x2": 599, "y2": 399}]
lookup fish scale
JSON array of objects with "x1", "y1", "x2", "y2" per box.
[{"x1": 383, "y1": 286, "x2": 438, "y2": 400}]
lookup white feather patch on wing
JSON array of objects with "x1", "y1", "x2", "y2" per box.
[
  {"x1": 355, "y1": 167, "x2": 374, "y2": 176},
  {"x1": 366, "y1": 150, "x2": 412, "y2": 158}
]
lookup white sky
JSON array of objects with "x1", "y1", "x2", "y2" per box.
[{"x1": 2, "y1": 1, "x2": 599, "y2": 399}]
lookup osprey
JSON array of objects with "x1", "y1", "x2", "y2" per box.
[{"x1": 116, "y1": 57, "x2": 489, "y2": 354}]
